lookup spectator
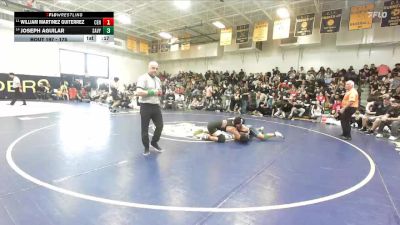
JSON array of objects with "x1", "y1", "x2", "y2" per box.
[
  {"x1": 375, "y1": 102, "x2": 400, "y2": 139},
  {"x1": 377, "y1": 64, "x2": 391, "y2": 79},
  {"x1": 359, "y1": 96, "x2": 391, "y2": 133},
  {"x1": 164, "y1": 90, "x2": 176, "y2": 110},
  {"x1": 289, "y1": 99, "x2": 306, "y2": 119}
]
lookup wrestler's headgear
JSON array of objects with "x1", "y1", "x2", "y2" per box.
[{"x1": 233, "y1": 117, "x2": 245, "y2": 126}]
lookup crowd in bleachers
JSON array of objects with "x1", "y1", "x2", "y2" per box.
[
  {"x1": 157, "y1": 63, "x2": 400, "y2": 142},
  {"x1": 35, "y1": 62, "x2": 400, "y2": 143}
]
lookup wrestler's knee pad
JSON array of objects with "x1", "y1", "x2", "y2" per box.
[{"x1": 249, "y1": 127, "x2": 260, "y2": 137}]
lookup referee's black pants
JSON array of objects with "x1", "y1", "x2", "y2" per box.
[
  {"x1": 340, "y1": 107, "x2": 357, "y2": 138},
  {"x1": 10, "y1": 88, "x2": 26, "y2": 105},
  {"x1": 140, "y1": 103, "x2": 163, "y2": 149}
]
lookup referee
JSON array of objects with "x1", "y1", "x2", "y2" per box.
[
  {"x1": 136, "y1": 61, "x2": 164, "y2": 156},
  {"x1": 9, "y1": 73, "x2": 27, "y2": 106},
  {"x1": 339, "y1": 80, "x2": 359, "y2": 140}
]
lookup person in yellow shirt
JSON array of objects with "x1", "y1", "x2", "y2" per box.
[{"x1": 339, "y1": 80, "x2": 359, "y2": 140}]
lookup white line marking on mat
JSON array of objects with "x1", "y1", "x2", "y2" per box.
[{"x1": 6, "y1": 113, "x2": 376, "y2": 212}]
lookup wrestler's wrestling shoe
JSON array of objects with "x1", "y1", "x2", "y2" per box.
[{"x1": 274, "y1": 131, "x2": 284, "y2": 139}]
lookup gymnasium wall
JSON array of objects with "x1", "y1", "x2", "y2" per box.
[
  {"x1": 0, "y1": 23, "x2": 149, "y2": 84},
  {"x1": 2, "y1": 18, "x2": 399, "y2": 81},
  {"x1": 159, "y1": 36, "x2": 400, "y2": 74}
]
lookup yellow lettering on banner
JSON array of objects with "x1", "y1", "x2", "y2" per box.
[
  {"x1": 0, "y1": 81, "x2": 4, "y2": 91},
  {"x1": 323, "y1": 15, "x2": 335, "y2": 19},
  {"x1": 386, "y1": 5, "x2": 398, "y2": 9},
  {"x1": 23, "y1": 80, "x2": 36, "y2": 93},
  {"x1": 351, "y1": 3, "x2": 374, "y2": 13},
  {"x1": 7, "y1": 81, "x2": 14, "y2": 92}
]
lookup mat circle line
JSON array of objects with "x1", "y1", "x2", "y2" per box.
[{"x1": 6, "y1": 113, "x2": 376, "y2": 212}]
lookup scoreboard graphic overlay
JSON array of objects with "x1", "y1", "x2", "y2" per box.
[{"x1": 14, "y1": 12, "x2": 114, "y2": 43}]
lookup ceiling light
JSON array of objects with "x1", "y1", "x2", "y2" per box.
[
  {"x1": 116, "y1": 13, "x2": 131, "y2": 25},
  {"x1": 212, "y1": 21, "x2": 225, "y2": 29},
  {"x1": 174, "y1": 1, "x2": 191, "y2": 10},
  {"x1": 277, "y1": 7, "x2": 290, "y2": 18},
  {"x1": 169, "y1": 37, "x2": 179, "y2": 44},
  {"x1": 159, "y1": 32, "x2": 172, "y2": 39}
]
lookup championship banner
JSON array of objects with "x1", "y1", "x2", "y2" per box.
[
  {"x1": 236, "y1": 24, "x2": 249, "y2": 44},
  {"x1": 273, "y1": 18, "x2": 290, "y2": 40},
  {"x1": 181, "y1": 41, "x2": 190, "y2": 51},
  {"x1": 150, "y1": 41, "x2": 158, "y2": 54},
  {"x1": 180, "y1": 33, "x2": 191, "y2": 50},
  {"x1": 381, "y1": 0, "x2": 400, "y2": 27},
  {"x1": 320, "y1": 9, "x2": 342, "y2": 33},
  {"x1": 253, "y1": 21, "x2": 268, "y2": 42},
  {"x1": 126, "y1": 37, "x2": 138, "y2": 52},
  {"x1": 349, "y1": 3, "x2": 375, "y2": 30},
  {"x1": 295, "y1": 13, "x2": 315, "y2": 36},
  {"x1": 220, "y1": 28, "x2": 232, "y2": 46},
  {"x1": 160, "y1": 40, "x2": 170, "y2": 53},
  {"x1": 139, "y1": 40, "x2": 148, "y2": 54},
  {"x1": 170, "y1": 43, "x2": 179, "y2": 52}
]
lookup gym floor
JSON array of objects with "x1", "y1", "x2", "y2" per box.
[{"x1": 0, "y1": 102, "x2": 399, "y2": 225}]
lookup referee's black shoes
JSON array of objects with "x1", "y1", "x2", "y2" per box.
[
  {"x1": 151, "y1": 142, "x2": 164, "y2": 153},
  {"x1": 340, "y1": 135, "x2": 352, "y2": 141}
]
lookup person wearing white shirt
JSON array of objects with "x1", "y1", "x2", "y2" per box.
[
  {"x1": 9, "y1": 73, "x2": 26, "y2": 106},
  {"x1": 175, "y1": 93, "x2": 185, "y2": 109},
  {"x1": 135, "y1": 61, "x2": 164, "y2": 155}
]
